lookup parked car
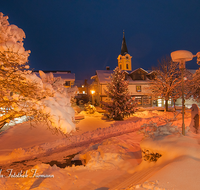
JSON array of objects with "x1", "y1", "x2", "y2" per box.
[{"x1": 75, "y1": 94, "x2": 89, "y2": 105}]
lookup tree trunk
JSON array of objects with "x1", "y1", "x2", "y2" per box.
[
  {"x1": 165, "y1": 99, "x2": 168, "y2": 112},
  {"x1": 173, "y1": 100, "x2": 176, "y2": 111}
]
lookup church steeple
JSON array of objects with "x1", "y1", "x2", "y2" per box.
[
  {"x1": 117, "y1": 31, "x2": 132, "y2": 71},
  {"x1": 121, "y1": 30, "x2": 128, "y2": 55}
]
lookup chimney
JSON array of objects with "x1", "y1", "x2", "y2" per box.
[{"x1": 106, "y1": 66, "x2": 110, "y2": 70}]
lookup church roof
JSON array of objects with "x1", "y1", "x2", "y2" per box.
[{"x1": 121, "y1": 31, "x2": 128, "y2": 56}]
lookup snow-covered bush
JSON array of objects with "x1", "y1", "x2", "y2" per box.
[
  {"x1": 84, "y1": 103, "x2": 96, "y2": 114},
  {"x1": 139, "y1": 117, "x2": 180, "y2": 162},
  {"x1": 139, "y1": 120, "x2": 180, "y2": 138},
  {"x1": 34, "y1": 71, "x2": 77, "y2": 134},
  {"x1": 142, "y1": 149, "x2": 162, "y2": 162}
]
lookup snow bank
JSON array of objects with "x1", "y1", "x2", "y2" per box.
[
  {"x1": 0, "y1": 117, "x2": 159, "y2": 164},
  {"x1": 140, "y1": 132, "x2": 200, "y2": 165},
  {"x1": 131, "y1": 117, "x2": 200, "y2": 189},
  {"x1": 73, "y1": 138, "x2": 128, "y2": 170}
]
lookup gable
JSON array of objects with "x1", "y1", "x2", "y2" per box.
[{"x1": 129, "y1": 68, "x2": 148, "y2": 80}]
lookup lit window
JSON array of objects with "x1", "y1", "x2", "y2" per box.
[
  {"x1": 135, "y1": 96, "x2": 142, "y2": 105},
  {"x1": 157, "y1": 98, "x2": 162, "y2": 107},
  {"x1": 136, "y1": 86, "x2": 141, "y2": 92},
  {"x1": 82, "y1": 91, "x2": 85, "y2": 94},
  {"x1": 64, "y1": 81, "x2": 70, "y2": 86}
]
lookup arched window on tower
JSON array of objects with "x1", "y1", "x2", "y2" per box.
[{"x1": 126, "y1": 64, "x2": 129, "y2": 69}]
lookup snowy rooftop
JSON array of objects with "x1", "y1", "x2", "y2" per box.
[
  {"x1": 130, "y1": 68, "x2": 148, "y2": 74},
  {"x1": 187, "y1": 69, "x2": 197, "y2": 74},
  {"x1": 95, "y1": 69, "x2": 150, "y2": 84},
  {"x1": 34, "y1": 71, "x2": 75, "y2": 81},
  {"x1": 146, "y1": 69, "x2": 197, "y2": 74},
  {"x1": 96, "y1": 70, "x2": 113, "y2": 84}
]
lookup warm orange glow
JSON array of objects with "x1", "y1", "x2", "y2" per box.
[{"x1": 91, "y1": 90, "x2": 95, "y2": 94}]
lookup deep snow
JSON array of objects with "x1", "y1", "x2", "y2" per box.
[{"x1": 0, "y1": 109, "x2": 199, "y2": 190}]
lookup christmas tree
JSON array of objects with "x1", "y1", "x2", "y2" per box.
[{"x1": 102, "y1": 67, "x2": 137, "y2": 120}]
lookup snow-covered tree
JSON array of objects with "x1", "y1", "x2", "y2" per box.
[
  {"x1": 186, "y1": 68, "x2": 200, "y2": 101},
  {"x1": 102, "y1": 67, "x2": 137, "y2": 120},
  {"x1": 149, "y1": 56, "x2": 182, "y2": 111},
  {"x1": 0, "y1": 13, "x2": 50, "y2": 128}
]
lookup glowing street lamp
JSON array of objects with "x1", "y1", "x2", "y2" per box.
[
  {"x1": 171, "y1": 50, "x2": 200, "y2": 135},
  {"x1": 91, "y1": 90, "x2": 95, "y2": 105}
]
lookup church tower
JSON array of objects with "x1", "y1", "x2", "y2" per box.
[{"x1": 117, "y1": 31, "x2": 132, "y2": 71}]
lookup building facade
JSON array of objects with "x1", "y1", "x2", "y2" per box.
[
  {"x1": 90, "y1": 32, "x2": 154, "y2": 107},
  {"x1": 91, "y1": 32, "x2": 200, "y2": 108}
]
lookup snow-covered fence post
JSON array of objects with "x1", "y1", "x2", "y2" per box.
[{"x1": 189, "y1": 104, "x2": 199, "y2": 134}]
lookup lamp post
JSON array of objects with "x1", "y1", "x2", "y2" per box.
[
  {"x1": 171, "y1": 50, "x2": 193, "y2": 135},
  {"x1": 91, "y1": 90, "x2": 95, "y2": 105}
]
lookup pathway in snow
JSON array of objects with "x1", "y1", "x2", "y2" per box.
[
  {"x1": 0, "y1": 116, "x2": 148, "y2": 165},
  {"x1": 109, "y1": 162, "x2": 169, "y2": 190}
]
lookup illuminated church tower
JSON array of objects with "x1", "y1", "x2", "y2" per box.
[{"x1": 117, "y1": 31, "x2": 132, "y2": 71}]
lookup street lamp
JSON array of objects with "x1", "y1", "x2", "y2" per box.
[
  {"x1": 171, "y1": 50, "x2": 194, "y2": 135},
  {"x1": 91, "y1": 90, "x2": 95, "y2": 105}
]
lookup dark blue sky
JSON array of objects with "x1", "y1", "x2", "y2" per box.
[{"x1": 2, "y1": 0, "x2": 200, "y2": 80}]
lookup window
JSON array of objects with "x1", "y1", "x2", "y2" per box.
[
  {"x1": 136, "y1": 86, "x2": 141, "y2": 92},
  {"x1": 126, "y1": 64, "x2": 129, "y2": 69},
  {"x1": 134, "y1": 96, "x2": 142, "y2": 105},
  {"x1": 120, "y1": 64, "x2": 122, "y2": 69},
  {"x1": 143, "y1": 96, "x2": 151, "y2": 105},
  {"x1": 64, "y1": 81, "x2": 70, "y2": 86},
  {"x1": 157, "y1": 98, "x2": 162, "y2": 107}
]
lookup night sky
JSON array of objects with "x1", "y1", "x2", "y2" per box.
[{"x1": 2, "y1": 0, "x2": 200, "y2": 80}]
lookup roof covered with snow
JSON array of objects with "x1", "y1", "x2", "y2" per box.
[
  {"x1": 187, "y1": 69, "x2": 197, "y2": 74},
  {"x1": 96, "y1": 70, "x2": 113, "y2": 84},
  {"x1": 95, "y1": 68, "x2": 150, "y2": 84},
  {"x1": 34, "y1": 71, "x2": 75, "y2": 81},
  {"x1": 131, "y1": 68, "x2": 148, "y2": 74},
  {"x1": 94, "y1": 68, "x2": 198, "y2": 85}
]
